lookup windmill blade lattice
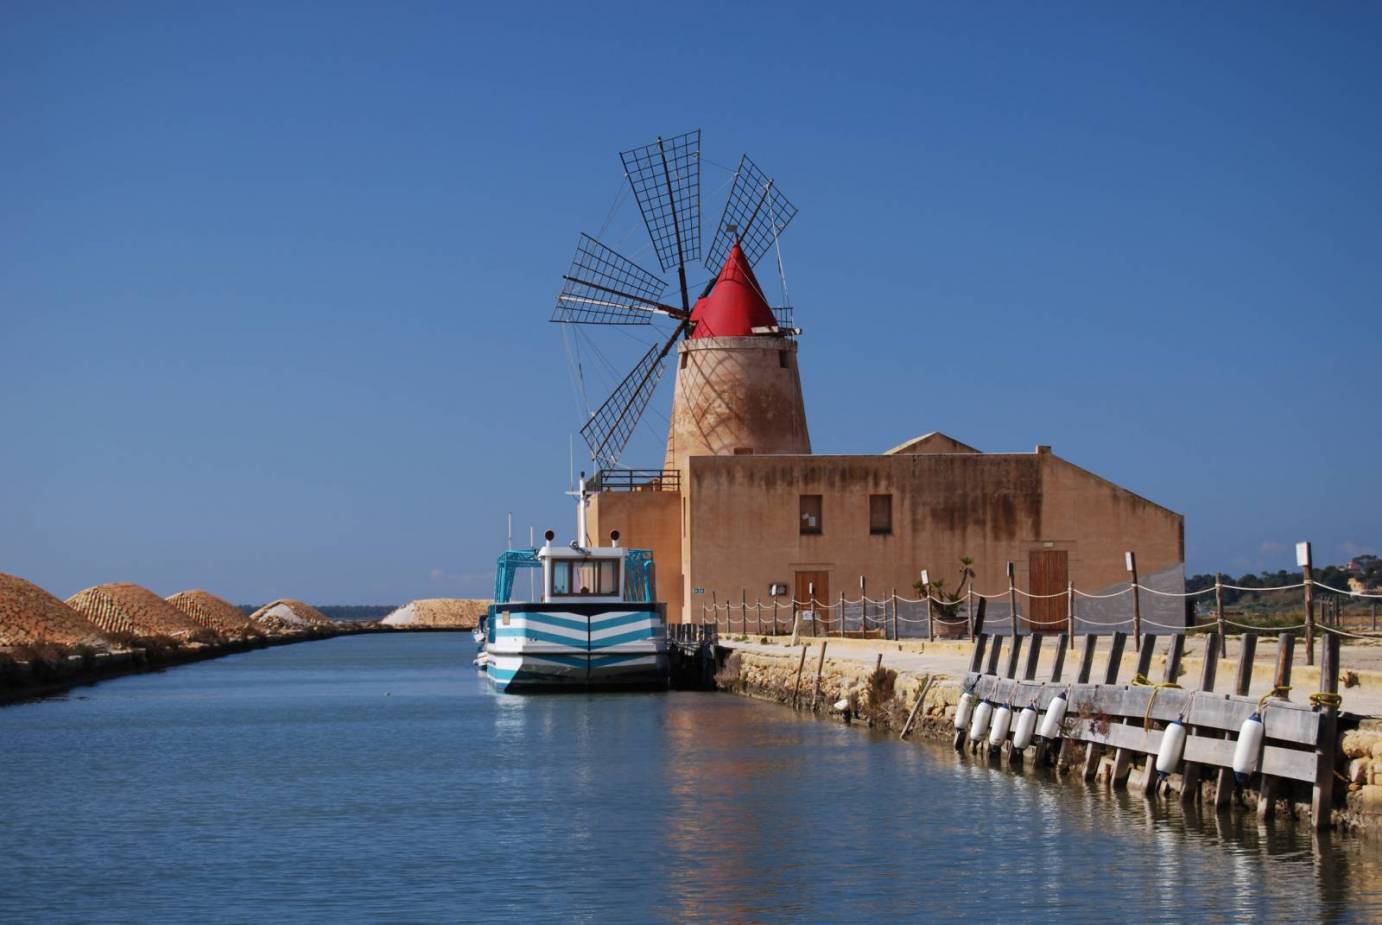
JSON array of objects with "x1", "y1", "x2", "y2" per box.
[
  {"x1": 580, "y1": 338, "x2": 672, "y2": 469},
  {"x1": 620, "y1": 130, "x2": 701, "y2": 276},
  {"x1": 552, "y1": 234, "x2": 671, "y2": 325},
  {"x1": 705, "y1": 154, "x2": 798, "y2": 271}
]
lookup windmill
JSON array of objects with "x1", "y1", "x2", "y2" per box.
[{"x1": 551, "y1": 130, "x2": 804, "y2": 473}]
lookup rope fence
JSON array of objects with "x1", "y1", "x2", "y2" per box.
[{"x1": 693, "y1": 553, "x2": 1382, "y2": 649}]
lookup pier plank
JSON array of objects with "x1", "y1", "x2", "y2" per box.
[
  {"x1": 1050, "y1": 635, "x2": 1068, "y2": 682},
  {"x1": 1005, "y1": 635, "x2": 1023, "y2": 679},
  {"x1": 1077, "y1": 635, "x2": 1098, "y2": 684},
  {"x1": 986, "y1": 637, "x2": 1004, "y2": 676},
  {"x1": 1023, "y1": 634, "x2": 1043, "y2": 681},
  {"x1": 1217, "y1": 633, "x2": 1258, "y2": 810},
  {"x1": 1180, "y1": 632, "x2": 1220, "y2": 805},
  {"x1": 1103, "y1": 633, "x2": 1127, "y2": 685}
]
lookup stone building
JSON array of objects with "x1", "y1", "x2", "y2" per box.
[{"x1": 586, "y1": 246, "x2": 1184, "y2": 629}]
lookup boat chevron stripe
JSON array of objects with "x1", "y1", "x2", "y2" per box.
[
  {"x1": 588, "y1": 612, "x2": 658, "y2": 632},
  {"x1": 510, "y1": 612, "x2": 590, "y2": 632},
  {"x1": 589, "y1": 628, "x2": 660, "y2": 649},
  {"x1": 494, "y1": 628, "x2": 583, "y2": 646}
]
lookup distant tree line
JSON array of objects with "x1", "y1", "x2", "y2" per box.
[{"x1": 1187, "y1": 557, "x2": 1377, "y2": 610}]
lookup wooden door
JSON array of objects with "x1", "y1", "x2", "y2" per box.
[
  {"x1": 794, "y1": 571, "x2": 829, "y2": 632},
  {"x1": 1028, "y1": 550, "x2": 1069, "y2": 631}
]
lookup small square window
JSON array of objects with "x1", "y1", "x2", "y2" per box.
[
  {"x1": 870, "y1": 494, "x2": 892, "y2": 535},
  {"x1": 800, "y1": 494, "x2": 822, "y2": 535}
]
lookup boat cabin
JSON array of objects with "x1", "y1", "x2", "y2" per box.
[{"x1": 538, "y1": 542, "x2": 627, "y2": 605}]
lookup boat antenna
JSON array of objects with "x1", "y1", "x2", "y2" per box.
[{"x1": 506, "y1": 512, "x2": 513, "y2": 551}]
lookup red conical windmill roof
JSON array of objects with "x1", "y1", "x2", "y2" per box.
[{"x1": 689, "y1": 242, "x2": 778, "y2": 338}]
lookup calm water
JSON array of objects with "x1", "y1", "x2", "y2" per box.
[{"x1": 2, "y1": 633, "x2": 1380, "y2": 924}]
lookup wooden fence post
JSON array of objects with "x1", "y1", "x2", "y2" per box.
[
  {"x1": 1127, "y1": 551, "x2": 1141, "y2": 651},
  {"x1": 860, "y1": 576, "x2": 867, "y2": 634},
  {"x1": 890, "y1": 589, "x2": 898, "y2": 641},
  {"x1": 838, "y1": 592, "x2": 846, "y2": 637},
  {"x1": 967, "y1": 586, "x2": 975, "y2": 641},
  {"x1": 1313, "y1": 631, "x2": 1341, "y2": 829},
  {"x1": 1007, "y1": 561, "x2": 1018, "y2": 639},
  {"x1": 811, "y1": 641, "x2": 828, "y2": 710},
  {"x1": 1215, "y1": 573, "x2": 1226, "y2": 659},
  {"x1": 791, "y1": 645, "x2": 808, "y2": 708},
  {"x1": 922, "y1": 570, "x2": 934, "y2": 641},
  {"x1": 1300, "y1": 541, "x2": 1316, "y2": 667},
  {"x1": 1067, "y1": 580, "x2": 1076, "y2": 650}
]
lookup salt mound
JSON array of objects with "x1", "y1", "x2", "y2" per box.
[
  {"x1": 382, "y1": 598, "x2": 488, "y2": 629},
  {"x1": 249, "y1": 598, "x2": 333, "y2": 631},
  {"x1": 66, "y1": 582, "x2": 208, "y2": 639},
  {"x1": 166, "y1": 590, "x2": 254, "y2": 636},
  {"x1": 0, "y1": 573, "x2": 109, "y2": 648}
]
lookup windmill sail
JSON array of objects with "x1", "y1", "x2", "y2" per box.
[
  {"x1": 705, "y1": 154, "x2": 798, "y2": 272},
  {"x1": 620, "y1": 131, "x2": 701, "y2": 285},
  {"x1": 580, "y1": 337, "x2": 673, "y2": 469},
  {"x1": 552, "y1": 234, "x2": 674, "y2": 325}
]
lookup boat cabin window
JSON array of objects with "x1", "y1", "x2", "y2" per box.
[{"x1": 550, "y1": 559, "x2": 620, "y2": 597}]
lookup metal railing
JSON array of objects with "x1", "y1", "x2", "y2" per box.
[{"x1": 587, "y1": 469, "x2": 680, "y2": 492}]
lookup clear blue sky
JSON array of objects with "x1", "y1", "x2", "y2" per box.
[{"x1": 3, "y1": 2, "x2": 1379, "y2": 603}]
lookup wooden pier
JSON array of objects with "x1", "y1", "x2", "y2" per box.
[
  {"x1": 958, "y1": 613, "x2": 1344, "y2": 828},
  {"x1": 668, "y1": 623, "x2": 720, "y2": 689}
]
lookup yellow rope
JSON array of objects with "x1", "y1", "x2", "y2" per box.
[
  {"x1": 1258, "y1": 685, "x2": 1291, "y2": 710},
  {"x1": 1310, "y1": 691, "x2": 1343, "y2": 709},
  {"x1": 1138, "y1": 680, "x2": 1182, "y2": 730}
]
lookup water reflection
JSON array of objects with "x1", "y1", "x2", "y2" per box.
[{"x1": 0, "y1": 634, "x2": 1379, "y2": 925}]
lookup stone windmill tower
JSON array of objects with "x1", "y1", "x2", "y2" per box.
[
  {"x1": 551, "y1": 130, "x2": 809, "y2": 479},
  {"x1": 663, "y1": 240, "x2": 810, "y2": 474}
]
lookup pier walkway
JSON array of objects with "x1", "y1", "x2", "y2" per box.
[{"x1": 717, "y1": 633, "x2": 1382, "y2": 719}]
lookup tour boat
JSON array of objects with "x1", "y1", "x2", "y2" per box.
[{"x1": 481, "y1": 479, "x2": 669, "y2": 693}]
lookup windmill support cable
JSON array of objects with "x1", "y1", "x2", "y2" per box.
[{"x1": 586, "y1": 321, "x2": 688, "y2": 465}]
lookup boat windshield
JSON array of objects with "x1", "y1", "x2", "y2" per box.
[{"x1": 551, "y1": 559, "x2": 620, "y2": 597}]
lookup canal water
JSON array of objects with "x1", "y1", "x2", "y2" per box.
[{"x1": 2, "y1": 632, "x2": 1380, "y2": 924}]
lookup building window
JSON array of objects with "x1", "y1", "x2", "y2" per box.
[
  {"x1": 779, "y1": 350, "x2": 789, "y2": 368},
  {"x1": 680, "y1": 353, "x2": 688, "y2": 369},
  {"x1": 870, "y1": 494, "x2": 893, "y2": 535},
  {"x1": 733, "y1": 447, "x2": 754, "y2": 455},
  {"x1": 800, "y1": 494, "x2": 822, "y2": 535}
]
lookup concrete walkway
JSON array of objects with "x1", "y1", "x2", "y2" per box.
[{"x1": 719, "y1": 633, "x2": 1382, "y2": 718}]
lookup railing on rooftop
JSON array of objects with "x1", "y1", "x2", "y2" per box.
[{"x1": 587, "y1": 469, "x2": 681, "y2": 493}]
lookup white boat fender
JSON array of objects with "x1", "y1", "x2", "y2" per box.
[
  {"x1": 1233, "y1": 711, "x2": 1265, "y2": 784},
  {"x1": 1012, "y1": 704, "x2": 1039, "y2": 751},
  {"x1": 954, "y1": 690, "x2": 976, "y2": 731},
  {"x1": 1037, "y1": 693, "x2": 1069, "y2": 742},
  {"x1": 968, "y1": 700, "x2": 993, "y2": 743},
  {"x1": 988, "y1": 704, "x2": 1013, "y2": 749},
  {"x1": 1155, "y1": 719, "x2": 1187, "y2": 779}
]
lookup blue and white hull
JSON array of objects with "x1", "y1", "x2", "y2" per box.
[{"x1": 486, "y1": 604, "x2": 668, "y2": 692}]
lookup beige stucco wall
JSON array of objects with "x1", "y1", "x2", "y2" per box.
[
  {"x1": 587, "y1": 490, "x2": 684, "y2": 620},
  {"x1": 679, "y1": 448, "x2": 1184, "y2": 623}
]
